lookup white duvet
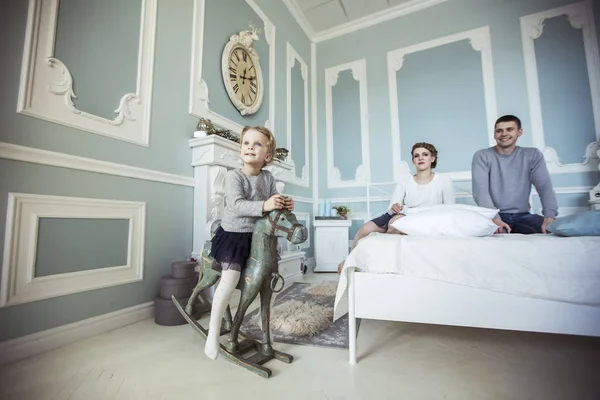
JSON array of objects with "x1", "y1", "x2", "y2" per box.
[{"x1": 333, "y1": 232, "x2": 600, "y2": 321}]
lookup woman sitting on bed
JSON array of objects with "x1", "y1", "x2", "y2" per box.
[{"x1": 338, "y1": 142, "x2": 455, "y2": 274}]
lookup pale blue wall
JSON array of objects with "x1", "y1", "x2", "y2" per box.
[
  {"x1": 197, "y1": 0, "x2": 313, "y2": 200},
  {"x1": 0, "y1": 160, "x2": 193, "y2": 342},
  {"x1": 316, "y1": 0, "x2": 600, "y2": 208},
  {"x1": 535, "y1": 15, "x2": 596, "y2": 165},
  {"x1": 256, "y1": 0, "x2": 313, "y2": 200},
  {"x1": 35, "y1": 218, "x2": 129, "y2": 277},
  {"x1": 0, "y1": 0, "x2": 198, "y2": 176},
  {"x1": 202, "y1": 0, "x2": 270, "y2": 127},
  {"x1": 54, "y1": 0, "x2": 142, "y2": 120},
  {"x1": 0, "y1": 0, "x2": 197, "y2": 341},
  {"x1": 395, "y1": 40, "x2": 489, "y2": 175},
  {"x1": 291, "y1": 61, "x2": 307, "y2": 178},
  {"x1": 332, "y1": 70, "x2": 362, "y2": 181}
]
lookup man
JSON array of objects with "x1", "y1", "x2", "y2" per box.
[{"x1": 471, "y1": 115, "x2": 558, "y2": 234}]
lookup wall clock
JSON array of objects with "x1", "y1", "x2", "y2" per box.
[{"x1": 221, "y1": 25, "x2": 264, "y2": 116}]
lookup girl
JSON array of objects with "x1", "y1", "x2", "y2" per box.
[
  {"x1": 338, "y1": 142, "x2": 455, "y2": 273},
  {"x1": 205, "y1": 125, "x2": 293, "y2": 360}
]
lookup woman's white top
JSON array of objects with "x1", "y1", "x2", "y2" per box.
[{"x1": 388, "y1": 172, "x2": 455, "y2": 211}]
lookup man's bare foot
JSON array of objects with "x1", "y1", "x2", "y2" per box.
[{"x1": 337, "y1": 260, "x2": 345, "y2": 275}]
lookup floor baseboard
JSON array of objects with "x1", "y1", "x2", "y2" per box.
[{"x1": 0, "y1": 302, "x2": 154, "y2": 366}]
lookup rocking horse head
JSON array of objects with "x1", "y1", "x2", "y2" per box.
[{"x1": 259, "y1": 209, "x2": 308, "y2": 246}]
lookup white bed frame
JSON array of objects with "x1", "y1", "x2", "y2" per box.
[
  {"x1": 347, "y1": 269, "x2": 600, "y2": 364},
  {"x1": 346, "y1": 180, "x2": 600, "y2": 364}
]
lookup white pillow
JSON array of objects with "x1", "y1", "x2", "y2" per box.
[
  {"x1": 390, "y1": 208, "x2": 498, "y2": 237},
  {"x1": 402, "y1": 203, "x2": 499, "y2": 219}
]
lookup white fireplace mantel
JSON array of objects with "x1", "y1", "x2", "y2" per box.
[{"x1": 189, "y1": 134, "x2": 302, "y2": 259}]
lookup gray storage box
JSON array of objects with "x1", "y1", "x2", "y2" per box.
[
  {"x1": 154, "y1": 295, "x2": 197, "y2": 326},
  {"x1": 159, "y1": 274, "x2": 197, "y2": 299},
  {"x1": 171, "y1": 260, "x2": 197, "y2": 278}
]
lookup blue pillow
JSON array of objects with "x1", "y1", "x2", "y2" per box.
[{"x1": 547, "y1": 210, "x2": 600, "y2": 237}]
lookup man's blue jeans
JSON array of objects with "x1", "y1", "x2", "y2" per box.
[{"x1": 498, "y1": 212, "x2": 545, "y2": 234}]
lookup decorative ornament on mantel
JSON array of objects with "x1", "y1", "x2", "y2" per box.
[
  {"x1": 273, "y1": 148, "x2": 289, "y2": 162},
  {"x1": 194, "y1": 117, "x2": 240, "y2": 143}
]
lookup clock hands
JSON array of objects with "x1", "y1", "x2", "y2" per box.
[{"x1": 240, "y1": 69, "x2": 256, "y2": 85}]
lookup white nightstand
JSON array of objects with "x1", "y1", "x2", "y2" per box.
[{"x1": 313, "y1": 219, "x2": 352, "y2": 272}]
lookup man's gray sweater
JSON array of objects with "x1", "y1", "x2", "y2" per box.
[{"x1": 471, "y1": 146, "x2": 558, "y2": 219}]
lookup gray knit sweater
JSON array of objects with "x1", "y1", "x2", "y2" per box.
[
  {"x1": 471, "y1": 146, "x2": 558, "y2": 218},
  {"x1": 220, "y1": 169, "x2": 279, "y2": 233}
]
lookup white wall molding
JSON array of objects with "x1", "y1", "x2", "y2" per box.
[
  {"x1": 286, "y1": 42, "x2": 310, "y2": 187},
  {"x1": 0, "y1": 301, "x2": 153, "y2": 366},
  {"x1": 520, "y1": 0, "x2": 600, "y2": 174},
  {"x1": 387, "y1": 26, "x2": 497, "y2": 183},
  {"x1": 1, "y1": 193, "x2": 146, "y2": 307},
  {"x1": 283, "y1": 0, "x2": 449, "y2": 44},
  {"x1": 325, "y1": 59, "x2": 370, "y2": 188},
  {"x1": 311, "y1": 42, "x2": 319, "y2": 218},
  {"x1": 0, "y1": 142, "x2": 194, "y2": 187},
  {"x1": 289, "y1": 195, "x2": 313, "y2": 204},
  {"x1": 17, "y1": 0, "x2": 157, "y2": 146},
  {"x1": 189, "y1": 0, "x2": 276, "y2": 132}
]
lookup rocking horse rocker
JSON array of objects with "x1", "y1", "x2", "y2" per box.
[{"x1": 171, "y1": 208, "x2": 308, "y2": 378}]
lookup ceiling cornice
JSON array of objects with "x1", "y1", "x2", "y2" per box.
[{"x1": 283, "y1": 0, "x2": 450, "y2": 43}]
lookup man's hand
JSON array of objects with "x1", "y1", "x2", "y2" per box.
[
  {"x1": 391, "y1": 203, "x2": 403, "y2": 214},
  {"x1": 541, "y1": 217, "x2": 555, "y2": 234},
  {"x1": 492, "y1": 217, "x2": 511, "y2": 234},
  {"x1": 284, "y1": 196, "x2": 295, "y2": 212},
  {"x1": 263, "y1": 195, "x2": 285, "y2": 212}
]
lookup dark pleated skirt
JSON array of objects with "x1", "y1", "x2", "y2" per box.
[{"x1": 210, "y1": 226, "x2": 253, "y2": 270}]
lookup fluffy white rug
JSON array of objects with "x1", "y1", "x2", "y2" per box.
[
  {"x1": 251, "y1": 299, "x2": 333, "y2": 336},
  {"x1": 305, "y1": 281, "x2": 337, "y2": 297}
]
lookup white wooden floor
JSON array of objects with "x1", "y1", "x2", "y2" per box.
[{"x1": 1, "y1": 272, "x2": 600, "y2": 399}]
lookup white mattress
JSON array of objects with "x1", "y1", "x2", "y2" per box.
[{"x1": 333, "y1": 232, "x2": 600, "y2": 321}]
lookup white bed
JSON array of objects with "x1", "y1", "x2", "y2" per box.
[{"x1": 335, "y1": 220, "x2": 600, "y2": 365}]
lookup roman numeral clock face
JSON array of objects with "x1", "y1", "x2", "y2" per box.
[{"x1": 221, "y1": 44, "x2": 263, "y2": 116}]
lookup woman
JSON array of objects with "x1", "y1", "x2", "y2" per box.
[{"x1": 338, "y1": 142, "x2": 455, "y2": 274}]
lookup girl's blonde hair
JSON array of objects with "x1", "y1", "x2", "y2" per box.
[{"x1": 240, "y1": 125, "x2": 277, "y2": 167}]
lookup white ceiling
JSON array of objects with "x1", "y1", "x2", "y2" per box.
[{"x1": 284, "y1": 0, "x2": 448, "y2": 42}]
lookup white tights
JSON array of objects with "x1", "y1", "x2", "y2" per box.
[{"x1": 204, "y1": 268, "x2": 240, "y2": 360}]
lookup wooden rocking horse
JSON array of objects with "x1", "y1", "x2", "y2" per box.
[{"x1": 171, "y1": 208, "x2": 308, "y2": 378}]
